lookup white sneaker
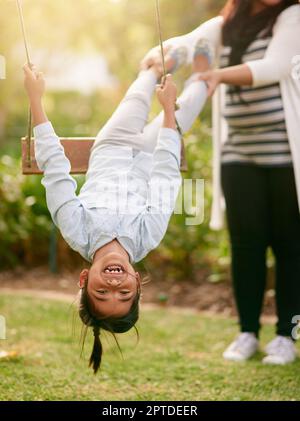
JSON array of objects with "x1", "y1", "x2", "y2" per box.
[
  {"x1": 223, "y1": 333, "x2": 259, "y2": 362},
  {"x1": 263, "y1": 336, "x2": 297, "y2": 365}
]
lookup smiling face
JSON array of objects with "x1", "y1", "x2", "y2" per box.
[{"x1": 79, "y1": 252, "x2": 140, "y2": 319}]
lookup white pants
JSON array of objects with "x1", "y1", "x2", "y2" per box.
[{"x1": 92, "y1": 69, "x2": 207, "y2": 154}]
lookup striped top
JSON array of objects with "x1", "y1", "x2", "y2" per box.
[{"x1": 220, "y1": 35, "x2": 292, "y2": 166}]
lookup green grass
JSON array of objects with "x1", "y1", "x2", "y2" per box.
[{"x1": 0, "y1": 293, "x2": 299, "y2": 401}]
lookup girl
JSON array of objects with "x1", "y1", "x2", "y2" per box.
[
  {"x1": 142, "y1": 0, "x2": 300, "y2": 364},
  {"x1": 23, "y1": 52, "x2": 208, "y2": 373}
]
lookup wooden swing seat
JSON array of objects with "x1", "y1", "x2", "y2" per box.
[{"x1": 21, "y1": 136, "x2": 95, "y2": 175}]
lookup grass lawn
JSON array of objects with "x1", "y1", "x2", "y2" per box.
[{"x1": 0, "y1": 292, "x2": 299, "y2": 401}]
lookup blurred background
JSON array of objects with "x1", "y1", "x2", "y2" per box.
[
  {"x1": 0, "y1": 0, "x2": 275, "y2": 312},
  {"x1": 0, "y1": 2, "x2": 297, "y2": 402}
]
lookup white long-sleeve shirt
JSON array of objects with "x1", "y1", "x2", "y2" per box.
[
  {"x1": 160, "y1": 4, "x2": 300, "y2": 229},
  {"x1": 34, "y1": 122, "x2": 182, "y2": 263}
]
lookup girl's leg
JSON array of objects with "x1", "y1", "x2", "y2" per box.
[
  {"x1": 141, "y1": 77, "x2": 207, "y2": 153},
  {"x1": 221, "y1": 164, "x2": 270, "y2": 336},
  {"x1": 91, "y1": 69, "x2": 158, "y2": 153},
  {"x1": 269, "y1": 167, "x2": 300, "y2": 339}
]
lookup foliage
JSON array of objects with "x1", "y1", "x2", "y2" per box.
[{"x1": 0, "y1": 155, "x2": 51, "y2": 268}]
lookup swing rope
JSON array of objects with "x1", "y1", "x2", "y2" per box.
[
  {"x1": 155, "y1": 0, "x2": 187, "y2": 171},
  {"x1": 155, "y1": 0, "x2": 167, "y2": 79},
  {"x1": 16, "y1": 0, "x2": 32, "y2": 168}
]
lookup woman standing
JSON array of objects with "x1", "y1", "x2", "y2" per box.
[{"x1": 142, "y1": 0, "x2": 300, "y2": 364}]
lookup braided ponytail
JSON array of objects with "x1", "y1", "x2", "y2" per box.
[
  {"x1": 89, "y1": 326, "x2": 102, "y2": 374},
  {"x1": 78, "y1": 276, "x2": 141, "y2": 374}
]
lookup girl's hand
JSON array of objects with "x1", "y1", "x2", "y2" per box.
[
  {"x1": 197, "y1": 69, "x2": 222, "y2": 97},
  {"x1": 140, "y1": 48, "x2": 157, "y2": 71},
  {"x1": 156, "y1": 74, "x2": 177, "y2": 112},
  {"x1": 23, "y1": 63, "x2": 45, "y2": 102}
]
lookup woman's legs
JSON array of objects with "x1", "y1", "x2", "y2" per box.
[
  {"x1": 222, "y1": 164, "x2": 270, "y2": 336},
  {"x1": 141, "y1": 77, "x2": 207, "y2": 153},
  {"x1": 268, "y1": 167, "x2": 300, "y2": 339},
  {"x1": 91, "y1": 69, "x2": 158, "y2": 154}
]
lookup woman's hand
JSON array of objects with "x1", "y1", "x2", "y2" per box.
[
  {"x1": 23, "y1": 63, "x2": 46, "y2": 102},
  {"x1": 197, "y1": 65, "x2": 253, "y2": 96},
  {"x1": 140, "y1": 48, "x2": 158, "y2": 71},
  {"x1": 140, "y1": 45, "x2": 171, "y2": 71},
  {"x1": 197, "y1": 69, "x2": 222, "y2": 97}
]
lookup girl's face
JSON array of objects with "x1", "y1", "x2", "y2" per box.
[{"x1": 79, "y1": 253, "x2": 140, "y2": 319}]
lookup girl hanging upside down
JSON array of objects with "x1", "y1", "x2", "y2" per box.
[{"x1": 23, "y1": 49, "x2": 208, "y2": 373}]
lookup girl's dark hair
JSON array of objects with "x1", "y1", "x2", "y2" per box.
[
  {"x1": 221, "y1": 1, "x2": 298, "y2": 70},
  {"x1": 78, "y1": 280, "x2": 140, "y2": 374}
]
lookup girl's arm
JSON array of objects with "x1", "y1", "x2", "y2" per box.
[
  {"x1": 23, "y1": 65, "x2": 87, "y2": 253},
  {"x1": 142, "y1": 127, "x2": 182, "y2": 252},
  {"x1": 23, "y1": 64, "x2": 48, "y2": 126},
  {"x1": 142, "y1": 76, "x2": 182, "y2": 251},
  {"x1": 157, "y1": 75, "x2": 177, "y2": 131},
  {"x1": 198, "y1": 64, "x2": 253, "y2": 97}
]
